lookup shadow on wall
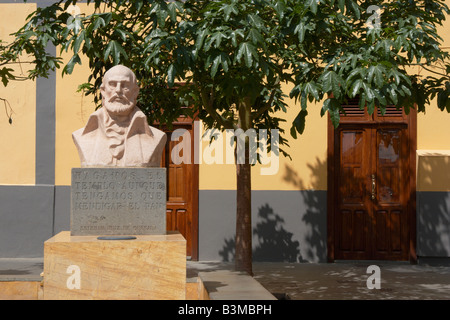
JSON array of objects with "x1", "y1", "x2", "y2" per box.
[
  {"x1": 417, "y1": 155, "x2": 450, "y2": 257},
  {"x1": 283, "y1": 157, "x2": 327, "y2": 262},
  {"x1": 252, "y1": 204, "x2": 301, "y2": 262},
  {"x1": 219, "y1": 157, "x2": 327, "y2": 263},
  {"x1": 218, "y1": 204, "x2": 302, "y2": 262}
]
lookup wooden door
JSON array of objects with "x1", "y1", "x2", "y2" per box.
[
  {"x1": 328, "y1": 102, "x2": 416, "y2": 261},
  {"x1": 335, "y1": 128, "x2": 372, "y2": 259},
  {"x1": 372, "y1": 127, "x2": 409, "y2": 259},
  {"x1": 161, "y1": 121, "x2": 199, "y2": 260}
]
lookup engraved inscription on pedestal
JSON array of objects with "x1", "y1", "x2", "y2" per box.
[{"x1": 70, "y1": 168, "x2": 166, "y2": 236}]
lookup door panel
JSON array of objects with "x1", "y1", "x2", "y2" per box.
[
  {"x1": 334, "y1": 125, "x2": 410, "y2": 260},
  {"x1": 376, "y1": 129, "x2": 403, "y2": 204},
  {"x1": 372, "y1": 128, "x2": 408, "y2": 259},
  {"x1": 162, "y1": 125, "x2": 198, "y2": 259},
  {"x1": 339, "y1": 130, "x2": 367, "y2": 204},
  {"x1": 336, "y1": 129, "x2": 371, "y2": 259}
]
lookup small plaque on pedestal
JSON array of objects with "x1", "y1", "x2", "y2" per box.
[{"x1": 70, "y1": 167, "x2": 166, "y2": 236}]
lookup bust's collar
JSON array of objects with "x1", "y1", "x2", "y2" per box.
[
  {"x1": 81, "y1": 106, "x2": 152, "y2": 138},
  {"x1": 127, "y1": 107, "x2": 153, "y2": 138}
]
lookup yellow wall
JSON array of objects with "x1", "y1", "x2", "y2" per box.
[
  {"x1": 198, "y1": 82, "x2": 328, "y2": 191},
  {"x1": 418, "y1": 109, "x2": 450, "y2": 151},
  {"x1": 55, "y1": 51, "x2": 96, "y2": 185},
  {"x1": 417, "y1": 151, "x2": 450, "y2": 192},
  {"x1": 0, "y1": 3, "x2": 36, "y2": 185},
  {"x1": 417, "y1": 4, "x2": 450, "y2": 151},
  {"x1": 55, "y1": 4, "x2": 96, "y2": 186},
  {"x1": 415, "y1": 5, "x2": 450, "y2": 191}
]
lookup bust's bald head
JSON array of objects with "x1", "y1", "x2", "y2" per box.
[
  {"x1": 103, "y1": 65, "x2": 138, "y2": 86},
  {"x1": 101, "y1": 65, "x2": 140, "y2": 119}
]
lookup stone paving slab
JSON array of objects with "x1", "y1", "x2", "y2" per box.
[{"x1": 199, "y1": 270, "x2": 276, "y2": 300}]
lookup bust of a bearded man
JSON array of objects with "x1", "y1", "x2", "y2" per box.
[{"x1": 72, "y1": 65, "x2": 167, "y2": 167}]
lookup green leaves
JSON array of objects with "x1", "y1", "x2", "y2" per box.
[
  {"x1": 63, "y1": 54, "x2": 81, "y2": 75},
  {"x1": 149, "y1": 1, "x2": 177, "y2": 27},
  {"x1": 437, "y1": 88, "x2": 450, "y2": 112},
  {"x1": 73, "y1": 29, "x2": 85, "y2": 53},
  {"x1": 206, "y1": 31, "x2": 227, "y2": 50},
  {"x1": 303, "y1": 82, "x2": 320, "y2": 102},
  {"x1": 219, "y1": 2, "x2": 238, "y2": 21},
  {"x1": 104, "y1": 40, "x2": 128, "y2": 65},
  {"x1": 236, "y1": 42, "x2": 258, "y2": 68},
  {"x1": 2, "y1": 0, "x2": 449, "y2": 141},
  {"x1": 208, "y1": 52, "x2": 229, "y2": 78},
  {"x1": 167, "y1": 64, "x2": 176, "y2": 87},
  {"x1": 322, "y1": 98, "x2": 341, "y2": 128},
  {"x1": 293, "y1": 20, "x2": 315, "y2": 43},
  {"x1": 287, "y1": 0, "x2": 450, "y2": 131},
  {"x1": 305, "y1": 0, "x2": 319, "y2": 14},
  {"x1": 321, "y1": 70, "x2": 344, "y2": 99},
  {"x1": 92, "y1": 16, "x2": 105, "y2": 31},
  {"x1": 367, "y1": 65, "x2": 385, "y2": 88},
  {"x1": 349, "y1": 79, "x2": 363, "y2": 98}
]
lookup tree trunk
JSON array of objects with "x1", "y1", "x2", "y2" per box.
[{"x1": 235, "y1": 140, "x2": 253, "y2": 276}]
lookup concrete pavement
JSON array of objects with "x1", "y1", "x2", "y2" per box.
[{"x1": 188, "y1": 259, "x2": 450, "y2": 300}]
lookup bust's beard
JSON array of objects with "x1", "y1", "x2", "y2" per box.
[{"x1": 103, "y1": 98, "x2": 135, "y2": 118}]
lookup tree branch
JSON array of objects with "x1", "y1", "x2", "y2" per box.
[
  {"x1": 0, "y1": 97, "x2": 14, "y2": 123},
  {"x1": 253, "y1": 88, "x2": 276, "y2": 119},
  {"x1": 411, "y1": 63, "x2": 450, "y2": 79},
  {"x1": 199, "y1": 84, "x2": 236, "y2": 130},
  {"x1": 253, "y1": 75, "x2": 280, "y2": 119},
  {"x1": 238, "y1": 97, "x2": 252, "y2": 131}
]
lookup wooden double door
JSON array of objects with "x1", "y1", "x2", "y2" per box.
[
  {"x1": 328, "y1": 104, "x2": 416, "y2": 261},
  {"x1": 160, "y1": 119, "x2": 199, "y2": 260}
]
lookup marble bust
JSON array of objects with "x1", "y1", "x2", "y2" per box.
[{"x1": 72, "y1": 65, "x2": 167, "y2": 167}]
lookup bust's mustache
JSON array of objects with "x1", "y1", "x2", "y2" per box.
[{"x1": 108, "y1": 94, "x2": 131, "y2": 104}]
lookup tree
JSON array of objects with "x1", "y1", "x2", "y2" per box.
[
  {"x1": 3, "y1": 0, "x2": 450, "y2": 275},
  {"x1": 0, "y1": 39, "x2": 36, "y2": 124},
  {"x1": 1, "y1": 17, "x2": 63, "y2": 124}
]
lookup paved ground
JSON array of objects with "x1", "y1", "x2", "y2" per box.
[
  {"x1": 1, "y1": 258, "x2": 450, "y2": 300},
  {"x1": 0, "y1": 258, "x2": 43, "y2": 282},
  {"x1": 252, "y1": 261, "x2": 450, "y2": 300},
  {"x1": 187, "y1": 259, "x2": 450, "y2": 300}
]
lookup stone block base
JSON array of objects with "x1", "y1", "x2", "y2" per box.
[{"x1": 43, "y1": 231, "x2": 186, "y2": 300}]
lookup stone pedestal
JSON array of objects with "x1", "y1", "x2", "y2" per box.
[
  {"x1": 70, "y1": 167, "x2": 166, "y2": 236},
  {"x1": 43, "y1": 231, "x2": 186, "y2": 300}
]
